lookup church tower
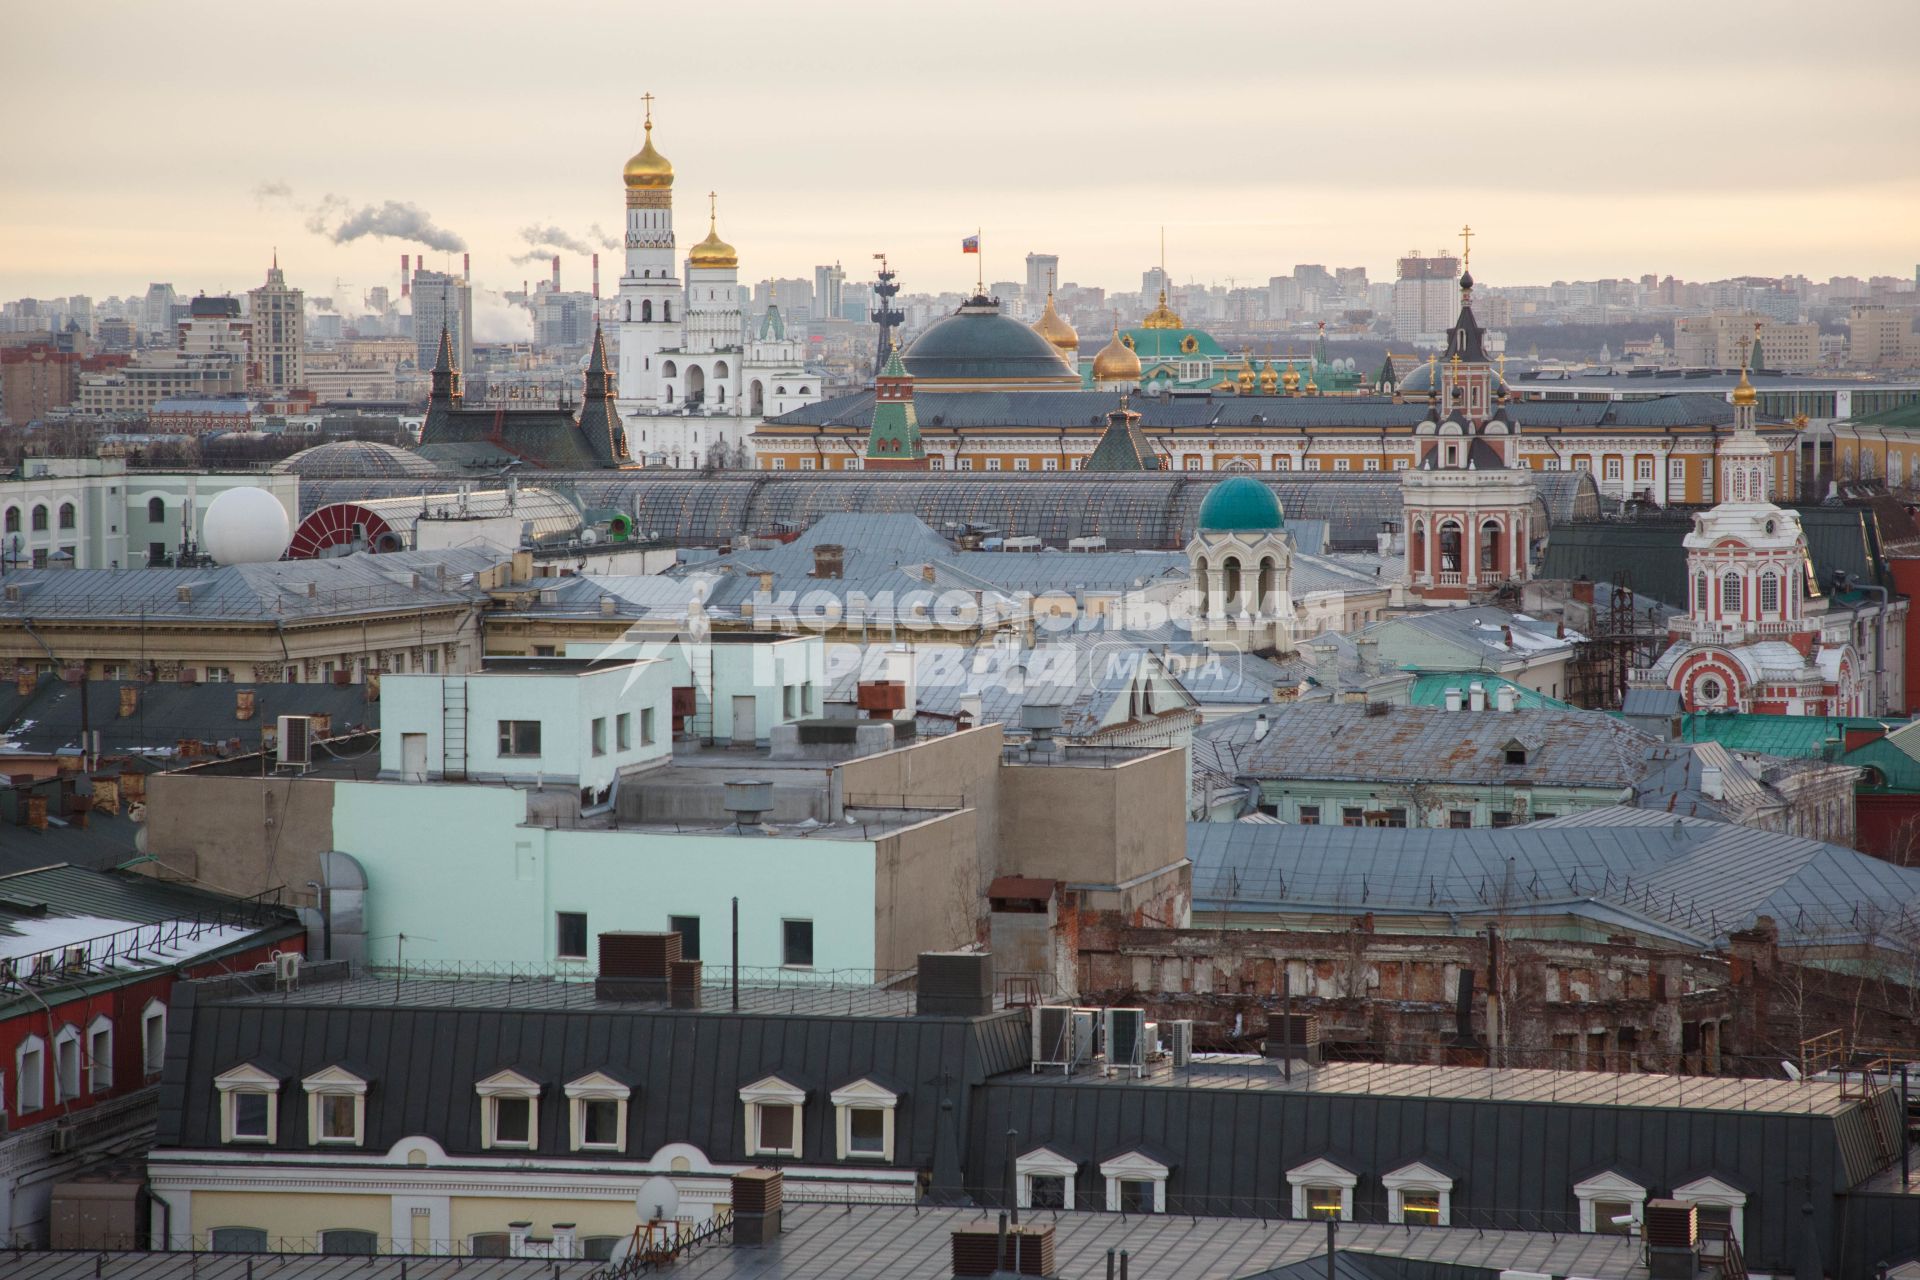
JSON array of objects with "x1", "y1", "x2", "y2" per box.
[
  {"x1": 615, "y1": 95, "x2": 682, "y2": 413},
  {"x1": 1401, "y1": 229, "x2": 1535, "y2": 603},
  {"x1": 683, "y1": 194, "x2": 744, "y2": 377}
]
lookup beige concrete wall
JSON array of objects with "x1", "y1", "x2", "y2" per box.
[
  {"x1": 188, "y1": 1190, "x2": 388, "y2": 1250},
  {"x1": 871, "y1": 808, "x2": 980, "y2": 973},
  {"x1": 997, "y1": 749, "x2": 1185, "y2": 887},
  {"x1": 837, "y1": 723, "x2": 1004, "y2": 892},
  {"x1": 143, "y1": 773, "x2": 335, "y2": 902}
]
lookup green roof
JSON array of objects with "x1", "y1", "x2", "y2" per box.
[
  {"x1": 1849, "y1": 400, "x2": 1920, "y2": 430},
  {"x1": 1679, "y1": 711, "x2": 1900, "y2": 758},
  {"x1": 1197, "y1": 475, "x2": 1283, "y2": 531},
  {"x1": 1121, "y1": 327, "x2": 1227, "y2": 361},
  {"x1": 1407, "y1": 674, "x2": 1571, "y2": 711}
]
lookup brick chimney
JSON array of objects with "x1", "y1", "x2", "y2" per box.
[{"x1": 731, "y1": 1169, "x2": 782, "y2": 1244}]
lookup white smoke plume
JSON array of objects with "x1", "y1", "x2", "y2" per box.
[
  {"x1": 519, "y1": 223, "x2": 594, "y2": 255},
  {"x1": 589, "y1": 223, "x2": 621, "y2": 251},
  {"x1": 307, "y1": 196, "x2": 468, "y2": 252},
  {"x1": 253, "y1": 179, "x2": 293, "y2": 208}
]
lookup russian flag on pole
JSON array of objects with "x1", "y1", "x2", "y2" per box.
[{"x1": 961, "y1": 235, "x2": 980, "y2": 253}]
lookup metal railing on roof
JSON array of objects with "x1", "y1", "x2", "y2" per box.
[
  {"x1": 0, "y1": 580, "x2": 477, "y2": 621},
  {"x1": 0, "y1": 886, "x2": 291, "y2": 994}
]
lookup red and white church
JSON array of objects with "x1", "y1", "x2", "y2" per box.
[{"x1": 1641, "y1": 370, "x2": 1862, "y2": 715}]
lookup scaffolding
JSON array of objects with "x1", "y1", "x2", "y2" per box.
[{"x1": 1565, "y1": 571, "x2": 1669, "y2": 710}]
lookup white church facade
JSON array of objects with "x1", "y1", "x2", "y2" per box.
[{"x1": 613, "y1": 102, "x2": 821, "y2": 468}]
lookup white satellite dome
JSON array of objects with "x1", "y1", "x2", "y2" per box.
[{"x1": 201, "y1": 486, "x2": 292, "y2": 564}]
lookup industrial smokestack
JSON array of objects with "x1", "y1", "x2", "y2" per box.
[
  {"x1": 552, "y1": 255, "x2": 561, "y2": 291},
  {"x1": 462, "y1": 252, "x2": 470, "y2": 281},
  {"x1": 592, "y1": 253, "x2": 600, "y2": 300},
  {"x1": 400, "y1": 254, "x2": 410, "y2": 299}
]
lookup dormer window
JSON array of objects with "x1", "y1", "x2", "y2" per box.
[
  {"x1": 1288, "y1": 1156, "x2": 1358, "y2": 1221},
  {"x1": 1017, "y1": 1145, "x2": 1080, "y2": 1210},
  {"x1": 1101, "y1": 1148, "x2": 1171, "y2": 1213},
  {"x1": 740, "y1": 1073, "x2": 806, "y2": 1158},
  {"x1": 476, "y1": 1069, "x2": 542, "y2": 1150},
  {"x1": 215, "y1": 1063, "x2": 283, "y2": 1144},
  {"x1": 830, "y1": 1077, "x2": 900, "y2": 1161},
  {"x1": 1383, "y1": 1160, "x2": 1455, "y2": 1225},
  {"x1": 565, "y1": 1071, "x2": 632, "y2": 1153},
  {"x1": 303, "y1": 1065, "x2": 370, "y2": 1146},
  {"x1": 1503, "y1": 740, "x2": 1528, "y2": 766},
  {"x1": 1575, "y1": 1169, "x2": 1648, "y2": 1233}
]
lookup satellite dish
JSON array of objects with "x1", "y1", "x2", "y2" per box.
[{"x1": 635, "y1": 1174, "x2": 679, "y2": 1223}]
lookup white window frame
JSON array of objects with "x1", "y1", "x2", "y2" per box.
[
  {"x1": 1288, "y1": 1156, "x2": 1358, "y2": 1221},
  {"x1": 829, "y1": 1077, "x2": 899, "y2": 1161},
  {"x1": 16, "y1": 1034, "x2": 45, "y2": 1113},
  {"x1": 1575, "y1": 1169, "x2": 1648, "y2": 1233},
  {"x1": 1672, "y1": 1174, "x2": 1747, "y2": 1243},
  {"x1": 53, "y1": 1024, "x2": 82, "y2": 1102},
  {"x1": 1100, "y1": 1150, "x2": 1170, "y2": 1213},
  {"x1": 740, "y1": 1074, "x2": 806, "y2": 1158},
  {"x1": 565, "y1": 1071, "x2": 632, "y2": 1153},
  {"x1": 1383, "y1": 1160, "x2": 1454, "y2": 1225},
  {"x1": 1670, "y1": 457, "x2": 1686, "y2": 481},
  {"x1": 1016, "y1": 1146, "x2": 1079, "y2": 1210},
  {"x1": 86, "y1": 1014, "x2": 113, "y2": 1093},
  {"x1": 142, "y1": 999, "x2": 167, "y2": 1076},
  {"x1": 302, "y1": 1065, "x2": 370, "y2": 1146},
  {"x1": 215, "y1": 1062, "x2": 282, "y2": 1144},
  {"x1": 476, "y1": 1068, "x2": 542, "y2": 1150}
]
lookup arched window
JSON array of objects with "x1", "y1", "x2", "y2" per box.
[
  {"x1": 1732, "y1": 469, "x2": 1745, "y2": 501},
  {"x1": 641, "y1": 300, "x2": 652, "y2": 322},
  {"x1": 1721, "y1": 573, "x2": 1742, "y2": 613},
  {"x1": 147, "y1": 497, "x2": 165, "y2": 523},
  {"x1": 1194, "y1": 556, "x2": 1209, "y2": 615},
  {"x1": 798, "y1": 386, "x2": 809, "y2": 395},
  {"x1": 1479, "y1": 519, "x2": 1502, "y2": 576},
  {"x1": 58, "y1": 503, "x2": 75, "y2": 530},
  {"x1": 31, "y1": 506, "x2": 48, "y2": 532},
  {"x1": 1695, "y1": 571, "x2": 1707, "y2": 613},
  {"x1": 776, "y1": 386, "x2": 787, "y2": 396},
  {"x1": 1760, "y1": 572, "x2": 1780, "y2": 614},
  {"x1": 661, "y1": 360, "x2": 677, "y2": 379},
  {"x1": 1222, "y1": 558, "x2": 1243, "y2": 612},
  {"x1": 1438, "y1": 521, "x2": 1462, "y2": 572},
  {"x1": 663, "y1": 302, "x2": 672, "y2": 322},
  {"x1": 3, "y1": 507, "x2": 18, "y2": 534},
  {"x1": 1752, "y1": 466, "x2": 1764, "y2": 500}
]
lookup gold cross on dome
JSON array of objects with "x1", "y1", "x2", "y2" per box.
[
  {"x1": 1459, "y1": 224, "x2": 1474, "y2": 268},
  {"x1": 641, "y1": 92, "x2": 655, "y2": 126}
]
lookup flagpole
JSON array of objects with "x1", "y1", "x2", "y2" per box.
[{"x1": 976, "y1": 226, "x2": 984, "y2": 297}]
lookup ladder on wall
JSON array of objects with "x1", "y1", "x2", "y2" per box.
[
  {"x1": 688, "y1": 645, "x2": 713, "y2": 743},
  {"x1": 442, "y1": 679, "x2": 469, "y2": 780}
]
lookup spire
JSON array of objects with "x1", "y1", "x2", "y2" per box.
[
  {"x1": 429, "y1": 320, "x2": 460, "y2": 403},
  {"x1": 1086, "y1": 396, "x2": 1161, "y2": 472},
  {"x1": 585, "y1": 322, "x2": 611, "y2": 395},
  {"x1": 863, "y1": 340, "x2": 925, "y2": 469}
]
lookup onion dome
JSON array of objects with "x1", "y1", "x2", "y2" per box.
[
  {"x1": 1281, "y1": 360, "x2": 1301, "y2": 394},
  {"x1": 1731, "y1": 367, "x2": 1758, "y2": 408},
  {"x1": 622, "y1": 118, "x2": 674, "y2": 190},
  {"x1": 688, "y1": 197, "x2": 737, "y2": 270},
  {"x1": 1032, "y1": 293, "x2": 1079, "y2": 354},
  {"x1": 1197, "y1": 475, "x2": 1284, "y2": 532},
  {"x1": 1257, "y1": 360, "x2": 1279, "y2": 394},
  {"x1": 1091, "y1": 317, "x2": 1141, "y2": 382},
  {"x1": 1140, "y1": 289, "x2": 1183, "y2": 330},
  {"x1": 1235, "y1": 356, "x2": 1256, "y2": 393},
  {"x1": 1211, "y1": 375, "x2": 1236, "y2": 394}
]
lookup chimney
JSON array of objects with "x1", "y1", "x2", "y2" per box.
[
  {"x1": 595, "y1": 931, "x2": 681, "y2": 1001},
  {"x1": 757, "y1": 571, "x2": 774, "y2": 594},
  {"x1": 915, "y1": 951, "x2": 992, "y2": 1017},
  {"x1": 462, "y1": 252, "x2": 470, "y2": 281},
  {"x1": 235, "y1": 688, "x2": 256, "y2": 721},
  {"x1": 1444, "y1": 686, "x2": 1462, "y2": 712},
  {"x1": 118, "y1": 685, "x2": 139, "y2": 718},
  {"x1": 1355, "y1": 635, "x2": 1378, "y2": 673},
  {"x1": 921, "y1": 564, "x2": 937, "y2": 584},
  {"x1": 552, "y1": 255, "x2": 561, "y2": 291},
  {"x1": 810, "y1": 543, "x2": 844, "y2": 580},
  {"x1": 1253, "y1": 711, "x2": 1270, "y2": 741},
  {"x1": 731, "y1": 1170, "x2": 783, "y2": 1245},
  {"x1": 1313, "y1": 643, "x2": 1339, "y2": 692},
  {"x1": 1495, "y1": 683, "x2": 1517, "y2": 713},
  {"x1": 1502, "y1": 624, "x2": 1514, "y2": 649},
  {"x1": 1642, "y1": 1200, "x2": 1699, "y2": 1279},
  {"x1": 26, "y1": 795, "x2": 47, "y2": 830},
  {"x1": 401, "y1": 254, "x2": 410, "y2": 299},
  {"x1": 15, "y1": 669, "x2": 33, "y2": 696},
  {"x1": 1700, "y1": 763, "x2": 1724, "y2": 801},
  {"x1": 592, "y1": 253, "x2": 600, "y2": 300},
  {"x1": 1468, "y1": 682, "x2": 1487, "y2": 712},
  {"x1": 1572, "y1": 577, "x2": 1594, "y2": 605}
]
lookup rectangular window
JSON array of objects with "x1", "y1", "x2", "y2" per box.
[
  {"x1": 1363, "y1": 458, "x2": 1380, "y2": 471},
  {"x1": 783, "y1": 685, "x2": 796, "y2": 718},
  {"x1": 669, "y1": 914, "x2": 701, "y2": 960},
  {"x1": 1635, "y1": 457, "x2": 1653, "y2": 482},
  {"x1": 557, "y1": 911, "x2": 589, "y2": 960},
  {"x1": 847, "y1": 1107, "x2": 886, "y2": 1155},
  {"x1": 19, "y1": 1045, "x2": 43, "y2": 1111},
  {"x1": 1447, "y1": 809, "x2": 1473, "y2": 829},
  {"x1": 1297, "y1": 805, "x2": 1320, "y2": 825},
  {"x1": 641, "y1": 706, "x2": 656, "y2": 745},
  {"x1": 1604, "y1": 458, "x2": 1622, "y2": 481},
  {"x1": 1333, "y1": 459, "x2": 1351, "y2": 472},
  {"x1": 233, "y1": 1091, "x2": 271, "y2": 1139},
  {"x1": 616, "y1": 713, "x2": 631, "y2": 750},
  {"x1": 771, "y1": 458, "x2": 786, "y2": 470},
  {"x1": 1669, "y1": 458, "x2": 1686, "y2": 481},
  {"x1": 1013, "y1": 458, "x2": 1030, "y2": 471},
  {"x1": 1273, "y1": 456, "x2": 1291, "y2": 471},
  {"x1": 1303, "y1": 458, "x2": 1321, "y2": 471},
  {"x1": 1543, "y1": 458, "x2": 1560, "y2": 471},
  {"x1": 1402, "y1": 1192, "x2": 1443, "y2": 1222},
  {"x1": 985, "y1": 459, "x2": 1002, "y2": 471},
  {"x1": 758, "y1": 1103, "x2": 796, "y2": 1152},
  {"x1": 318, "y1": 1093, "x2": 357, "y2": 1141},
  {"x1": 1118, "y1": 1180, "x2": 1156, "y2": 1214},
  {"x1": 143, "y1": 1008, "x2": 166, "y2": 1074},
  {"x1": 55, "y1": 1036, "x2": 80, "y2": 1101},
  {"x1": 1594, "y1": 1200, "x2": 1635, "y2": 1235},
  {"x1": 1372, "y1": 808, "x2": 1408, "y2": 828},
  {"x1": 1305, "y1": 1188, "x2": 1344, "y2": 1221},
  {"x1": 783, "y1": 919, "x2": 814, "y2": 968},
  {"x1": 492, "y1": 1097, "x2": 532, "y2": 1146},
  {"x1": 1341, "y1": 807, "x2": 1364, "y2": 827},
  {"x1": 591, "y1": 717, "x2": 607, "y2": 757},
  {"x1": 497, "y1": 719, "x2": 541, "y2": 756},
  {"x1": 799, "y1": 458, "x2": 816, "y2": 470},
  {"x1": 1030, "y1": 1174, "x2": 1068, "y2": 1209},
  {"x1": 1043, "y1": 458, "x2": 1058, "y2": 471},
  {"x1": 88, "y1": 1025, "x2": 111, "y2": 1092},
  {"x1": 1392, "y1": 457, "x2": 1409, "y2": 471},
  {"x1": 957, "y1": 458, "x2": 972, "y2": 471},
  {"x1": 1491, "y1": 811, "x2": 1514, "y2": 828},
  {"x1": 1573, "y1": 457, "x2": 1590, "y2": 473},
  {"x1": 582, "y1": 1098, "x2": 622, "y2": 1146}
]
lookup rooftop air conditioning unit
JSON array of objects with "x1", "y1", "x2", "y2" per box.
[
  {"x1": 274, "y1": 952, "x2": 303, "y2": 986},
  {"x1": 277, "y1": 715, "x2": 312, "y2": 768},
  {"x1": 1031, "y1": 1005, "x2": 1096, "y2": 1074},
  {"x1": 1167, "y1": 1019, "x2": 1195, "y2": 1068},
  {"x1": 49, "y1": 1123, "x2": 74, "y2": 1154},
  {"x1": 1103, "y1": 1008, "x2": 1147, "y2": 1079}
]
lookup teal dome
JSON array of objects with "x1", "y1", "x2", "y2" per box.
[{"x1": 1197, "y1": 476, "x2": 1283, "y2": 532}]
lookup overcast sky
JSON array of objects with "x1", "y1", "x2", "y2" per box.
[{"x1": 4, "y1": 0, "x2": 1917, "y2": 307}]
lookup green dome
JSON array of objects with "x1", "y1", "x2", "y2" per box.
[{"x1": 1197, "y1": 475, "x2": 1283, "y2": 532}]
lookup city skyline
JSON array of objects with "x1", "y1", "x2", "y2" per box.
[{"x1": 3, "y1": 0, "x2": 1917, "y2": 303}]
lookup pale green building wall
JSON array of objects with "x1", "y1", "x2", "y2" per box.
[
  {"x1": 1256, "y1": 779, "x2": 1631, "y2": 828},
  {"x1": 330, "y1": 779, "x2": 881, "y2": 970}
]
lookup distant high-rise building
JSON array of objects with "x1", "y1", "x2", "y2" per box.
[
  {"x1": 247, "y1": 255, "x2": 305, "y2": 391},
  {"x1": 1141, "y1": 267, "x2": 1168, "y2": 301},
  {"x1": 141, "y1": 283, "x2": 177, "y2": 340},
  {"x1": 1848, "y1": 305, "x2": 1920, "y2": 370},
  {"x1": 412, "y1": 270, "x2": 473, "y2": 376},
  {"x1": 1392, "y1": 253, "x2": 1459, "y2": 347},
  {"x1": 813, "y1": 263, "x2": 845, "y2": 324},
  {"x1": 1673, "y1": 312, "x2": 1819, "y2": 370},
  {"x1": 1026, "y1": 253, "x2": 1059, "y2": 304}
]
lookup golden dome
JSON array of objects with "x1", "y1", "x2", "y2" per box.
[
  {"x1": 1280, "y1": 360, "x2": 1301, "y2": 393},
  {"x1": 1731, "y1": 367, "x2": 1757, "y2": 408},
  {"x1": 1258, "y1": 361, "x2": 1279, "y2": 393},
  {"x1": 1235, "y1": 356, "x2": 1255, "y2": 392},
  {"x1": 622, "y1": 120, "x2": 674, "y2": 190},
  {"x1": 1091, "y1": 317, "x2": 1141, "y2": 382},
  {"x1": 687, "y1": 195, "x2": 737, "y2": 270},
  {"x1": 1212, "y1": 376, "x2": 1236, "y2": 394},
  {"x1": 1140, "y1": 289, "x2": 1183, "y2": 330},
  {"x1": 1032, "y1": 293, "x2": 1079, "y2": 353}
]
